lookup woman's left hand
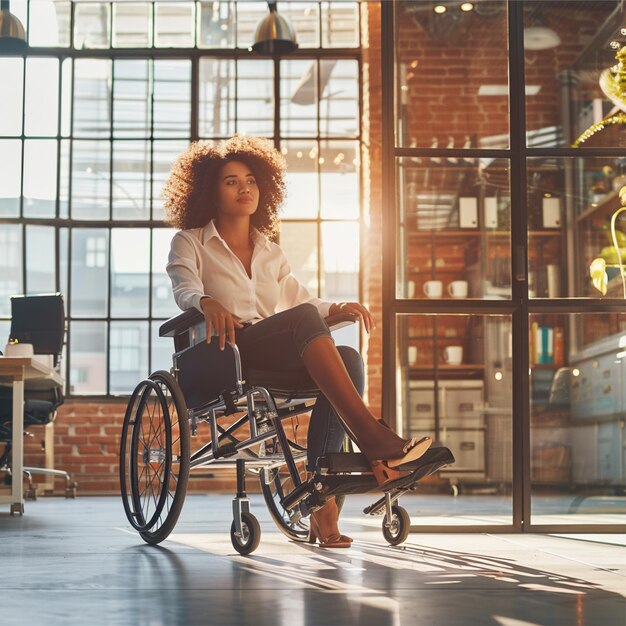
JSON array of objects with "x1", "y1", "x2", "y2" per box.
[{"x1": 330, "y1": 302, "x2": 376, "y2": 333}]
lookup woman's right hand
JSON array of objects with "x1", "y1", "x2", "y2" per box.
[{"x1": 200, "y1": 297, "x2": 243, "y2": 350}]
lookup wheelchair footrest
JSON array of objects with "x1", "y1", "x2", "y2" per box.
[{"x1": 316, "y1": 446, "x2": 455, "y2": 477}]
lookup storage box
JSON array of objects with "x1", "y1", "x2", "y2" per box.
[{"x1": 459, "y1": 197, "x2": 478, "y2": 228}]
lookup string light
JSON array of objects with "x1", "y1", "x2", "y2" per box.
[
  {"x1": 460, "y1": 2, "x2": 474, "y2": 11},
  {"x1": 434, "y1": 5, "x2": 447, "y2": 14}
]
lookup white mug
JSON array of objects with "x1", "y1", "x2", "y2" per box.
[
  {"x1": 408, "y1": 346, "x2": 417, "y2": 365},
  {"x1": 443, "y1": 345, "x2": 463, "y2": 365},
  {"x1": 448, "y1": 280, "x2": 468, "y2": 298},
  {"x1": 407, "y1": 280, "x2": 416, "y2": 298},
  {"x1": 423, "y1": 280, "x2": 443, "y2": 298}
]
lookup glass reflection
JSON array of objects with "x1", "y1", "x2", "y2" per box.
[
  {"x1": 398, "y1": 314, "x2": 513, "y2": 524},
  {"x1": 153, "y1": 60, "x2": 191, "y2": 138},
  {"x1": 73, "y1": 59, "x2": 111, "y2": 138},
  {"x1": 0, "y1": 225, "x2": 22, "y2": 317},
  {"x1": 113, "y1": 60, "x2": 150, "y2": 138},
  {"x1": 398, "y1": 159, "x2": 511, "y2": 299},
  {"x1": 26, "y1": 226, "x2": 55, "y2": 294},
  {"x1": 110, "y1": 321, "x2": 149, "y2": 394},
  {"x1": 0, "y1": 58, "x2": 23, "y2": 136},
  {"x1": 199, "y1": 58, "x2": 236, "y2": 138},
  {"x1": 69, "y1": 321, "x2": 107, "y2": 395},
  {"x1": 394, "y1": 0, "x2": 509, "y2": 148},
  {"x1": 111, "y1": 229, "x2": 149, "y2": 318},
  {"x1": 70, "y1": 228, "x2": 109, "y2": 317},
  {"x1": 530, "y1": 312, "x2": 626, "y2": 523},
  {"x1": 23, "y1": 140, "x2": 57, "y2": 218}
]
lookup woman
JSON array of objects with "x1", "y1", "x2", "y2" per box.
[{"x1": 164, "y1": 136, "x2": 431, "y2": 549}]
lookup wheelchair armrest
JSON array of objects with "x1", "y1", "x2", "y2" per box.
[
  {"x1": 159, "y1": 308, "x2": 204, "y2": 338},
  {"x1": 324, "y1": 312, "x2": 359, "y2": 331}
]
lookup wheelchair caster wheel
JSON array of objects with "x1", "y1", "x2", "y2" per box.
[
  {"x1": 25, "y1": 487, "x2": 37, "y2": 501},
  {"x1": 382, "y1": 505, "x2": 410, "y2": 546},
  {"x1": 230, "y1": 511, "x2": 261, "y2": 556}
]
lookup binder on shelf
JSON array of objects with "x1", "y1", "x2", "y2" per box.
[{"x1": 553, "y1": 327, "x2": 564, "y2": 367}]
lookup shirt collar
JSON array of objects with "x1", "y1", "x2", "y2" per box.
[{"x1": 201, "y1": 219, "x2": 271, "y2": 251}]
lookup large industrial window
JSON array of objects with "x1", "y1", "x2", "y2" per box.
[{"x1": 0, "y1": 0, "x2": 361, "y2": 395}]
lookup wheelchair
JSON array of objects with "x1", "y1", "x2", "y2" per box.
[{"x1": 119, "y1": 308, "x2": 455, "y2": 555}]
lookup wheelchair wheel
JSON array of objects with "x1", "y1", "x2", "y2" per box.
[
  {"x1": 260, "y1": 439, "x2": 311, "y2": 542},
  {"x1": 120, "y1": 370, "x2": 190, "y2": 545},
  {"x1": 382, "y1": 505, "x2": 410, "y2": 546},
  {"x1": 230, "y1": 511, "x2": 261, "y2": 555}
]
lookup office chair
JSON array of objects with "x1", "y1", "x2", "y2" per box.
[{"x1": 0, "y1": 293, "x2": 77, "y2": 499}]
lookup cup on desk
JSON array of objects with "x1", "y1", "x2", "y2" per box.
[
  {"x1": 447, "y1": 280, "x2": 468, "y2": 298},
  {"x1": 443, "y1": 345, "x2": 463, "y2": 366},
  {"x1": 423, "y1": 280, "x2": 443, "y2": 298}
]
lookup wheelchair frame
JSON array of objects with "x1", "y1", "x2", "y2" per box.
[{"x1": 120, "y1": 308, "x2": 455, "y2": 555}]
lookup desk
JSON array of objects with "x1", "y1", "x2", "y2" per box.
[{"x1": 0, "y1": 357, "x2": 63, "y2": 515}]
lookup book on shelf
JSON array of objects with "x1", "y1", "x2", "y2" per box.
[{"x1": 529, "y1": 324, "x2": 564, "y2": 366}]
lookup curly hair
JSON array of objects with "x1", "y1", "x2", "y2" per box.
[{"x1": 162, "y1": 135, "x2": 287, "y2": 239}]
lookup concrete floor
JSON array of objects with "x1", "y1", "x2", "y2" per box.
[{"x1": 1, "y1": 495, "x2": 624, "y2": 626}]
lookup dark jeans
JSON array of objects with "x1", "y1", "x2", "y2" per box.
[{"x1": 236, "y1": 303, "x2": 365, "y2": 470}]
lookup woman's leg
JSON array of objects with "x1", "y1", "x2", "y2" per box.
[
  {"x1": 301, "y1": 336, "x2": 430, "y2": 463},
  {"x1": 306, "y1": 345, "x2": 364, "y2": 470}
]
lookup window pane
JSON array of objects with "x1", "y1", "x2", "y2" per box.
[
  {"x1": 199, "y1": 58, "x2": 236, "y2": 138},
  {"x1": 111, "y1": 228, "x2": 149, "y2": 318},
  {"x1": 69, "y1": 321, "x2": 107, "y2": 395},
  {"x1": 154, "y1": 60, "x2": 191, "y2": 138},
  {"x1": 397, "y1": 158, "x2": 512, "y2": 300},
  {"x1": 71, "y1": 228, "x2": 109, "y2": 317},
  {"x1": 398, "y1": 314, "x2": 513, "y2": 526},
  {"x1": 112, "y1": 141, "x2": 150, "y2": 221},
  {"x1": 110, "y1": 321, "x2": 149, "y2": 394},
  {"x1": 29, "y1": 0, "x2": 71, "y2": 47},
  {"x1": 24, "y1": 58, "x2": 59, "y2": 137},
  {"x1": 530, "y1": 312, "x2": 626, "y2": 524},
  {"x1": 235, "y1": 2, "x2": 266, "y2": 49},
  {"x1": 0, "y1": 58, "x2": 23, "y2": 136},
  {"x1": 155, "y1": 2, "x2": 194, "y2": 48},
  {"x1": 281, "y1": 59, "x2": 318, "y2": 137},
  {"x1": 280, "y1": 222, "x2": 318, "y2": 296},
  {"x1": 281, "y1": 140, "x2": 319, "y2": 219},
  {"x1": 0, "y1": 140, "x2": 22, "y2": 218},
  {"x1": 74, "y1": 2, "x2": 111, "y2": 49},
  {"x1": 73, "y1": 59, "x2": 112, "y2": 138},
  {"x1": 152, "y1": 140, "x2": 189, "y2": 221},
  {"x1": 320, "y1": 140, "x2": 359, "y2": 220},
  {"x1": 525, "y1": 1, "x2": 624, "y2": 149},
  {"x1": 321, "y1": 2, "x2": 359, "y2": 48},
  {"x1": 113, "y1": 60, "x2": 151, "y2": 138},
  {"x1": 237, "y1": 59, "x2": 273, "y2": 136},
  {"x1": 152, "y1": 228, "x2": 178, "y2": 318},
  {"x1": 26, "y1": 226, "x2": 56, "y2": 295},
  {"x1": 71, "y1": 140, "x2": 111, "y2": 220},
  {"x1": 198, "y1": 1, "x2": 235, "y2": 49},
  {"x1": 321, "y1": 221, "x2": 359, "y2": 302},
  {"x1": 113, "y1": 2, "x2": 152, "y2": 48},
  {"x1": 282, "y1": 2, "x2": 320, "y2": 48},
  {"x1": 0, "y1": 225, "x2": 23, "y2": 316},
  {"x1": 320, "y1": 59, "x2": 359, "y2": 137},
  {"x1": 151, "y1": 320, "x2": 173, "y2": 374},
  {"x1": 395, "y1": 0, "x2": 509, "y2": 148},
  {"x1": 0, "y1": 321, "x2": 10, "y2": 347},
  {"x1": 529, "y1": 156, "x2": 626, "y2": 299},
  {"x1": 23, "y1": 140, "x2": 57, "y2": 218}
]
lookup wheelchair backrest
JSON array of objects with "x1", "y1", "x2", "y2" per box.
[{"x1": 160, "y1": 309, "x2": 242, "y2": 410}]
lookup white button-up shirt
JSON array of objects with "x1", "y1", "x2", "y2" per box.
[{"x1": 166, "y1": 219, "x2": 332, "y2": 323}]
